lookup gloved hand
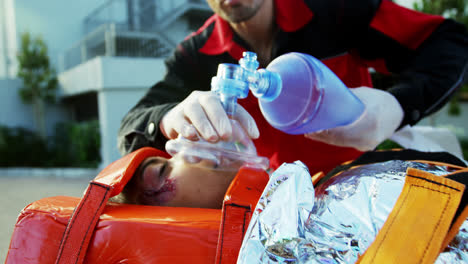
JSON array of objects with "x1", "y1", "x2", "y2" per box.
[
  {"x1": 304, "y1": 87, "x2": 404, "y2": 151},
  {"x1": 160, "y1": 90, "x2": 260, "y2": 142}
]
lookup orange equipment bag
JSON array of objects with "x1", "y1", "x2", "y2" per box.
[
  {"x1": 5, "y1": 148, "x2": 468, "y2": 263},
  {"x1": 5, "y1": 147, "x2": 269, "y2": 264}
]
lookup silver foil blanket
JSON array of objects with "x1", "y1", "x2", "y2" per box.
[{"x1": 237, "y1": 160, "x2": 467, "y2": 263}]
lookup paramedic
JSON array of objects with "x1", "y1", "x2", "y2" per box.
[{"x1": 118, "y1": 0, "x2": 468, "y2": 175}]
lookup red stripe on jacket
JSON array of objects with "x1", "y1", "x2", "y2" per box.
[
  {"x1": 371, "y1": 0, "x2": 444, "y2": 50},
  {"x1": 274, "y1": 0, "x2": 313, "y2": 32}
]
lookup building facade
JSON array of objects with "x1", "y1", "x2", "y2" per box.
[
  {"x1": 0, "y1": 0, "x2": 17, "y2": 78},
  {"x1": 57, "y1": 0, "x2": 212, "y2": 166}
]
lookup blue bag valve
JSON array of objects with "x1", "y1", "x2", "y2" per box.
[
  {"x1": 261, "y1": 52, "x2": 365, "y2": 134},
  {"x1": 216, "y1": 51, "x2": 365, "y2": 134}
]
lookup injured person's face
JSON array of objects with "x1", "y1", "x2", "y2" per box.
[{"x1": 115, "y1": 155, "x2": 240, "y2": 209}]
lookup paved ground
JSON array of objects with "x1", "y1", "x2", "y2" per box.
[{"x1": 0, "y1": 176, "x2": 91, "y2": 262}]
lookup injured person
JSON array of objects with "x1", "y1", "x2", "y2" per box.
[
  {"x1": 112, "y1": 153, "x2": 243, "y2": 209},
  {"x1": 112, "y1": 120, "x2": 269, "y2": 209}
]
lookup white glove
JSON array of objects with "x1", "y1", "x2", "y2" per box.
[
  {"x1": 304, "y1": 87, "x2": 404, "y2": 151},
  {"x1": 160, "y1": 90, "x2": 260, "y2": 142}
]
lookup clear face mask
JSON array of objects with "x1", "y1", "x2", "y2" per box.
[{"x1": 165, "y1": 119, "x2": 269, "y2": 172}]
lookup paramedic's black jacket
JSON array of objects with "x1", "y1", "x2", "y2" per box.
[{"x1": 118, "y1": 0, "x2": 468, "y2": 174}]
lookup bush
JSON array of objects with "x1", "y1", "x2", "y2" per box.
[
  {"x1": 376, "y1": 139, "x2": 402, "y2": 151},
  {"x1": 459, "y1": 138, "x2": 468, "y2": 161},
  {"x1": 50, "y1": 120, "x2": 101, "y2": 167},
  {"x1": 0, "y1": 120, "x2": 101, "y2": 168},
  {"x1": 0, "y1": 126, "x2": 50, "y2": 166}
]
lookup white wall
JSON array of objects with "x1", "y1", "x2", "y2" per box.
[
  {"x1": 98, "y1": 88, "x2": 148, "y2": 167},
  {"x1": 418, "y1": 103, "x2": 468, "y2": 138},
  {"x1": 58, "y1": 56, "x2": 167, "y2": 166},
  {"x1": 165, "y1": 18, "x2": 191, "y2": 45},
  {"x1": 0, "y1": 0, "x2": 17, "y2": 78},
  {"x1": 58, "y1": 58, "x2": 103, "y2": 96},
  {"x1": 0, "y1": 78, "x2": 70, "y2": 136},
  {"x1": 100, "y1": 56, "x2": 166, "y2": 88},
  {"x1": 98, "y1": 56, "x2": 167, "y2": 166},
  {"x1": 0, "y1": 79, "x2": 34, "y2": 130}
]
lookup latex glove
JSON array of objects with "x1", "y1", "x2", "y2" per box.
[
  {"x1": 160, "y1": 90, "x2": 260, "y2": 142},
  {"x1": 305, "y1": 87, "x2": 404, "y2": 151}
]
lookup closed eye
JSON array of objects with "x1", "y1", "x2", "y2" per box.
[
  {"x1": 160, "y1": 161, "x2": 169, "y2": 178},
  {"x1": 143, "y1": 190, "x2": 157, "y2": 197}
]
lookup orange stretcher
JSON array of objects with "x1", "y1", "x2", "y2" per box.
[
  {"x1": 5, "y1": 147, "x2": 468, "y2": 264},
  {"x1": 6, "y1": 147, "x2": 269, "y2": 264}
]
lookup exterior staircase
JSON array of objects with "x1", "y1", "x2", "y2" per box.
[{"x1": 61, "y1": 0, "x2": 212, "y2": 72}]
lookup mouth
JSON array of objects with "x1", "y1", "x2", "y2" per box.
[
  {"x1": 143, "y1": 178, "x2": 176, "y2": 206},
  {"x1": 153, "y1": 178, "x2": 176, "y2": 205}
]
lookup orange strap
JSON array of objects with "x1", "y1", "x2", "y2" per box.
[
  {"x1": 55, "y1": 183, "x2": 112, "y2": 264},
  {"x1": 55, "y1": 147, "x2": 163, "y2": 264},
  {"x1": 358, "y1": 168, "x2": 466, "y2": 264}
]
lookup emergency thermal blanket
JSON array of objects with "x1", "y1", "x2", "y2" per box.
[{"x1": 238, "y1": 160, "x2": 468, "y2": 263}]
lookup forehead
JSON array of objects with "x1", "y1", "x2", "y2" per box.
[{"x1": 141, "y1": 156, "x2": 168, "y2": 167}]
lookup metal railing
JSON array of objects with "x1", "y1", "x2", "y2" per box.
[
  {"x1": 59, "y1": 24, "x2": 173, "y2": 72},
  {"x1": 83, "y1": 0, "x2": 210, "y2": 34},
  {"x1": 59, "y1": 0, "x2": 211, "y2": 72}
]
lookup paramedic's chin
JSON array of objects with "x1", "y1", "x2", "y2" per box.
[{"x1": 112, "y1": 156, "x2": 239, "y2": 209}]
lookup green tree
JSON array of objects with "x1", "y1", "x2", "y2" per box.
[
  {"x1": 16, "y1": 32, "x2": 58, "y2": 139},
  {"x1": 413, "y1": 0, "x2": 468, "y2": 116},
  {"x1": 414, "y1": 0, "x2": 468, "y2": 26}
]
